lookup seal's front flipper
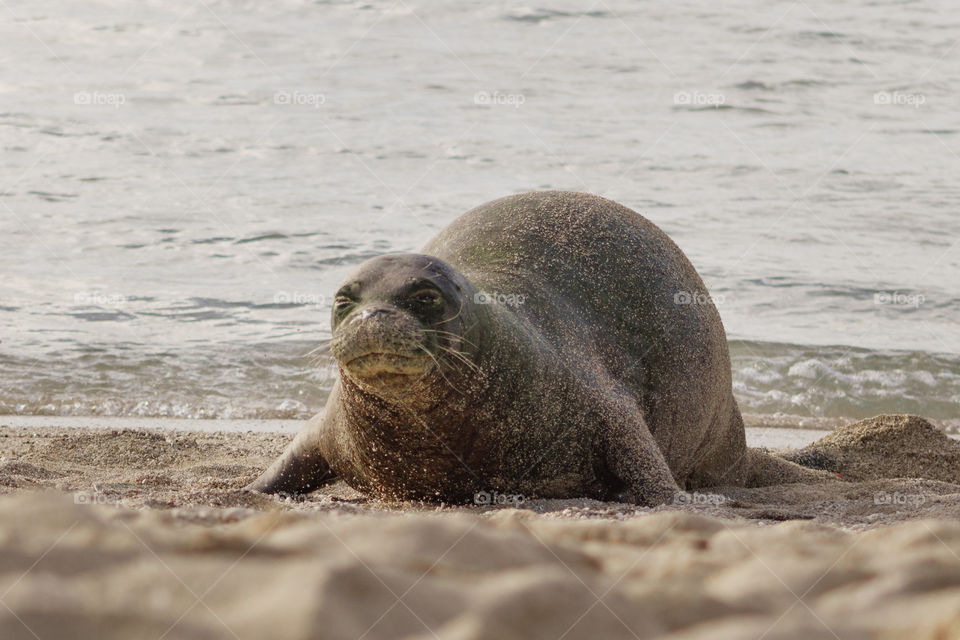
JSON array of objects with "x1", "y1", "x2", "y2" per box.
[
  {"x1": 602, "y1": 413, "x2": 681, "y2": 507},
  {"x1": 245, "y1": 412, "x2": 336, "y2": 496}
]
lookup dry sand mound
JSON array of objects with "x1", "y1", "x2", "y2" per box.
[
  {"x1": 785, "y1": 414, "x2": 960, "y2": 483},
  {"x1": 0, "y1": 414, "x2": 959, "y2": 639}
]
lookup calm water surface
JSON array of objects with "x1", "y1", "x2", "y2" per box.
[{"x1": 2, "y1": 0, "x2": 958, "y2": 424}]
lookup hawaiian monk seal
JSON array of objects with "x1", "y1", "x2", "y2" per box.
[{"x1": 247, "y1": 191, "x2": 827, "y2": 505}]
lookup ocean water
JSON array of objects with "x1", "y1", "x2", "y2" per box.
[{"x1": 2, "y1": 0, "x2": 958, "y2": 425}]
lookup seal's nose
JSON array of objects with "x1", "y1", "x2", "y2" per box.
[{"x1": 356, "y1": 307, "x2": 393, "y2": 323}]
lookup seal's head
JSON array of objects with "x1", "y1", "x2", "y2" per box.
[{"x1": 330, "y1": 254, "x2": 478, "y2": 401}]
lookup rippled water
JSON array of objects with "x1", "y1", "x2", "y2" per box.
[{"x1": 2, "y1": 0, "x2": 958, "y2": 424}]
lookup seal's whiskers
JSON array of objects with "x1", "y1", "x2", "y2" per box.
[
  {"x1": 436, "y1": 345, "x2": 480, "y2": 374},
  {"x1": 302, "y1": 340, "x2": 332, "y2": 357},
  {"x1": 422, "y1": 328, "x2": 479, "y2": 349},
  {"x1": 416, "y1": 345, "x2": 464, "y2": 395}
]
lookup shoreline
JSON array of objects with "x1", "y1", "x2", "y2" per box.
[
  {"x1": 0, "y1": 415, "x2": 830, "y2": 449},
  {"x1": 6, "y1": 412, "x2": 955, "y2": 431},
  {"x1": 3, "y1": 414, "x2": 958, "y2": 450},
  {"x1": 0, "y1": 416, "x2": 830, "y2": 449},
  {"x1": 0, "y1": 414, "x2": 302, "y2": 434}
]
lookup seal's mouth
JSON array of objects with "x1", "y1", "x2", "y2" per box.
[
  {"x1": 330, "y1": 305, "x2": 438, "y2": 392},
  {"x1": 341, "y1": 349, "x2": 432, "y2": 380}
]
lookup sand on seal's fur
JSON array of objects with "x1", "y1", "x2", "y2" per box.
[{"x1": 0, "y1": 414, "x2": 959, "y2": 639}]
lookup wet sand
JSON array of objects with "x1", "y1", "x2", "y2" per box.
[{"x1": 1, "y1": 414, "x2": 959, "y2": 639}]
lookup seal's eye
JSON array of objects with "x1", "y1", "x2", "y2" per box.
[
  {"x1": 412, "y1": 290, "x2": 441, "y2": 305},
  {"x1": 334, "y1": 296, "x2": 355, "y2": 311}
]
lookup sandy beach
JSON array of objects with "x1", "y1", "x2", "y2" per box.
[
  {"x1": 0, "y1": 415, "x2": 958, "y2": 639},
  {"x1": 4, "y1": 0, "x2": 959, "y2": 637}
]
